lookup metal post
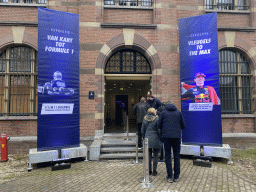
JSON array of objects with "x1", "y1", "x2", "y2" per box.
[
  {"x1": 139, "y1": 138, "x2": 153, "y2": 188},
  {"x1": 126, "y1": 115, "x2": 129, "y2": 138},
  {"x1": 124, "y1": 112, "x2": 131, "y2": 141},
  {"x1": 135, "y1": 132, "x2": 139, "y2": 163},
  {"x1": 144, "y1": 138, "x2": 150, "y2": 183},
  {"x1": 123, "y1": 110, "x2": 126, "y2": 131}
]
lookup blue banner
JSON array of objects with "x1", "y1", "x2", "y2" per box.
[
  {"x1": 179, "y1": 13, "x2": 222, "y2": 146},
  {"x1": 37, "y1": 8, "x2": 80, "y2": 151}
]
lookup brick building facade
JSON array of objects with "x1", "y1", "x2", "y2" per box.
[{"x1": 0, "y1": 0, "x2": 255, "y2": 138}]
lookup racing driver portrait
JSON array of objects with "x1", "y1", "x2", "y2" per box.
[{"x1": 181, "y1": 72, "x2": 220, "y2": 105}]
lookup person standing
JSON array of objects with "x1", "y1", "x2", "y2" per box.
[
  {"x1": 147, "y1": 95, "x2": 162, "y2": 110},
  {"x1": 133, "y1": 97, "x2": 149, "y2": 149},
  {"x1": 181, "y1": 72, "x2": 220, "y2": 105},
  {"x1": 156, "y1": 100, "x2": 173, "y2": 163},
  {"x1": 158, "y1": 101, "x2": 185, "y2": 183},
  {"x1": 141, "y1": 108, "x2": 162, "y2": 176}
]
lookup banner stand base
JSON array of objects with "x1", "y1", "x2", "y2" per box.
[
  {"x1": 28, "y1": 143, "x2": 87, "y2": 171},
  {"x1": 193, "y1": 156, "x2": 212, "y2": 167},
  {"x1": 51, "y1": 149, "x2": 71, "y2": 171},
  {"x1": 181, "y1": 144, "x2": 232, "y2": 164}
]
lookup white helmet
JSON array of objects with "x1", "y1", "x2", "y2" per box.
[{"x1": 53, "y1": 71, "x2": 62, "y2": 80}]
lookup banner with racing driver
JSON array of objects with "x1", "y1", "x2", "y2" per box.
[{"x1": 179, "y1": 13, "x2": 222, "y2": 146}]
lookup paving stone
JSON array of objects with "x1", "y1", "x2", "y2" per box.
[{"x1": 0, "y1": 158, "x2": 256, "y2": 192}]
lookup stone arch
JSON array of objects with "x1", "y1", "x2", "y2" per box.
[
  {"x1": 218, "y1": 32, "x2": 256, "y2": 72},
  {"x1": 218, "y1": 34, "x2": 256, "y2": 114},
  {"x1": 95, "y1": 32, "x2": 161, "y2": 72},
  {"x1": 94, "y1": 31, "x2": 162, "y2": 119},
  {"x1": 0, "y1": 30, "x2": 37, "y2": 51}
]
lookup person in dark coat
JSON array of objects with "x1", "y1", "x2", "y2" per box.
[
  {"x1": 156, "y1": 100, "x2": 173, "y2": 162},
  {"x1": 158, "y1": 102, "x2": 185, "y2": 183},
  {"x1": 133, "y1": 97, "x2": 150, "y2": 148},
  {"x1": 147, "y1": 95, "x2": 162, "y2": 110},
  {"x1": 141, "y1": 108, "x2": 162, "y2": 176}
]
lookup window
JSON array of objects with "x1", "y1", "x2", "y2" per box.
[
  {"x1": 104, "y1": 0, "x2": 152, "y2": 7},
  {"x1": 217, "y1": 0, "x2": 235, "y2": 10},
  {"x1": 104, "y1": 0, "x2": 115, "y2": 5},
  {"x1": 0, "y1": 46, "x2": 38, "y2": 116},
  {"x1": 205, "y1": 0, "x2": 249, "y2": 11},
  {"x1": 23, "y1": 0, "x2": 33, "y2": 3},
  {"x1": 219, "y1": 49, "x2": 252, "y2": 114},
  {"x1": 37, "y1": 0, "x2": 47, "y2": 3},
  {"x1": 105, "y1": 50, "x2": 151, "y2": 74}
]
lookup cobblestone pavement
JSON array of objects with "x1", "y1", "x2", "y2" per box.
[{"x1": 0, "y1": 158, "x2": 255, "y2": 192}]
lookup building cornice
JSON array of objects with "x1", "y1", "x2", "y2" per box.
[
  {"x1": 0, "y1": 21, "x2": 38, "y2": 27},
  {"x1": 101, "y1": 23, "x2": 157, "y2": 29},
  {"x1": 218, "y1": 27, "x2": 256, "y2": 32}
]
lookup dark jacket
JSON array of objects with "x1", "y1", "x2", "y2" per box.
[
  {"x1": 147, "y1": 97, "x2": 162, "y2": 110},
  {"x1": 156, "y1": 105, "x2": 165, "y2": 116},
  {"x1": 141, "y1": 113, "x2": 162, "y2": 149},
  {"x1": 133, "y1": 101, "x2": 150, "y2": 123},
  {"x1": 158, "y1": 104, "x2": 185, "y2": 138}
]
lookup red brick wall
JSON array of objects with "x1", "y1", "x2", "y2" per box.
[
  {"x1": 0, "y1": 6, "x2": 37, "y2": 22},
  {"x1": 218, "y1": 13, "x2": 250, "y2": 28},
  {"x1": 0, "y1": 0, "x2": 255, "y2": 137},
  {"x1": 222, "y1": 118, "x2": 255, "y2": 133},
  {"x1": 0, "y1": 120, "x2": 37, "y2": 136},
  {"x1": 104, "y1": 9, "x2": 153, "y2": 24}
]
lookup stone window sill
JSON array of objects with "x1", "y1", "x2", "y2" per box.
[
  {"x1": 0, "y1": 2, "x2": 46, "y2": 7},
  {"x1": 205, "y1": 9, "x2": 250, "y2": 14},
  {"x1": 221, "y1": 114, "x2": 255, "y2": 118},
  {"x1": 104, "y1": 5, "x2": 153, "y2": 10},
  {"x1": 101, "y1": 23, "x2": 157, "y2": 29},
  {"x1": 0, "y1": 116, "x2": 37, "y2": 121}
]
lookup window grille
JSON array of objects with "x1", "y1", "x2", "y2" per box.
[
  {"x1": 37, "y1": 0, "x2": 47, "y2": 4},
  {"x1": 219, "y1": 49, "x2": 252, "y2": 114},
  {"x1": 23, "y1": 0, "x2": 33, "y2": 3},
  {"x1": 105, "y1": 50, "x2": 151, "y2": 74},
  {"x1": 0, "y1": 46, "x2": 38, "y2": 116},
  {"x1": 205, "y1": 0, "x2": 249, "y2": 10},
  {"x1": 104, "y1": 0, "x2": 152, "y2": 7}
]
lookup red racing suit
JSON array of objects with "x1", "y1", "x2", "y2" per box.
[{"x1": 181, "y1": 84, "x2": 220, "y2": 105}]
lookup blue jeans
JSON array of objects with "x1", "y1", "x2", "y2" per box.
[{"x1": 162, "y1": 137, "x2": 181, "y2": 179}]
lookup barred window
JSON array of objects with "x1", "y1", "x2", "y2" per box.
[
  {"x1": 219, "y1": 49, "x2": 252, "y2": 114},
  {"x1": 105, "y1": 50, "x2": 151, "y2": 74},
  {"x1": 0, "y1": 46, "x2": 38, "y2": 116},
  {"x1": 205, "y1": 0, "x2": 249, "y2": 11},
  {"x1": 23, "y1": 0, "x2": 33, "y2": 3},
  {"x1": 104, "y1": 0, "x2": 152, "y2": 7}
]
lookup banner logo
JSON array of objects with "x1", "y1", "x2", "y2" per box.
[{"x1": 41, "y1": 103, "x2": 74, "y2": 115}]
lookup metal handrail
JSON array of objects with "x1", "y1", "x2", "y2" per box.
[
  {"x1": 205, "y1": 0, "x2": 250, "y2": 11},
  {"x1": 104, "y1": 0, "x2": 153, "y2": 7}
]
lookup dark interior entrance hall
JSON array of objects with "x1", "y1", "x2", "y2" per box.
[{"x1": 104, "y1": 79, "x2": 151, "y2": 133}]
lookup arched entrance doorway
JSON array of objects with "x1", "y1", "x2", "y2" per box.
[{"x1": 104, "y1": 49, "x2": 152, "y2": 133}]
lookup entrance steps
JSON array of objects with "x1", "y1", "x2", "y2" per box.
[{"x1": 99, "y1": 133, "x2": 143, "y2": 160}]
